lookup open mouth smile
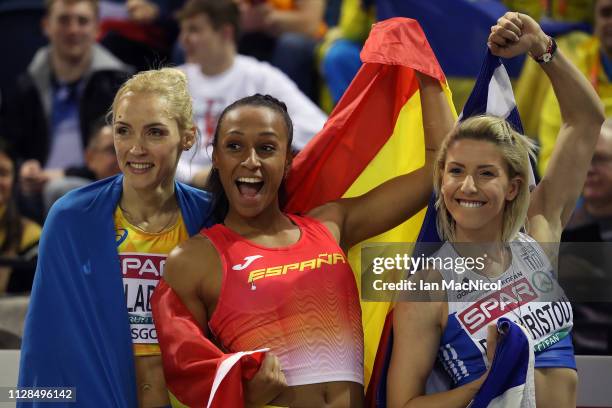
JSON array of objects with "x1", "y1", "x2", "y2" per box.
[{"x1": 235, "y1": 177, "x2": 264, "y2": 198}]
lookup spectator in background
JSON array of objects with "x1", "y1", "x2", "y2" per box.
[
  {"x1": 319, "y1": 0, "x2": 373, "y2": 109},
  {"x1": 175, "y1": 0, "x2": 327, "y2": 187},
  {"x1": 98, "y1": 0, "x2": 184, "y2": 71},
  {"x1": 237, "y1": 0, "x2": 326, "y2": 102},
  {"x1": 562, "y1": 118, "x2": 612, "y2": 356},
  {"x1": 1, "y1": 0, "x2": 131, "y2": 222},
  {"x1": 564, "y1": 118, "x2": 612, "y2": 240},
  {"x1": 513, "y1": 0, "x2": 594, "y2": 141},
  {"x1": 0, "y1": 140, "x2": 40, "y2": 295},
  {"x1": 125, "y1": 0, "x2": 160, "y2": 22},
  {"x1": 43, "y1": 117, "x2": 120, "y2": 212}
]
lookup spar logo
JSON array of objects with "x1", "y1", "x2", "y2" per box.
[
  {"x1": 457, "y1": 277, "x2": 537, "y2": 334},
  {"x1": 120, "y1": 253, "x2": 166, "y2": 278}
]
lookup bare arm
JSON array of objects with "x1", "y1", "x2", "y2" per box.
[
  {"x1": 532, "y1": 47, "x2": 604, "y2": 235},
  {"x1": 489, "y1": 12, "x2": 605, "y2": 241},
  {"x1": 162, "y1": 236, "x2": 286, "y2": 406},
  {"x1": 309, "y1": 72, "x2": 455, "y2": 249},
  {"x1": 162, "y1": 236, "x2": 219, "y2": 333},
  {"x1": 387, "y1": 301, "x2": 487, "y2": 408}
]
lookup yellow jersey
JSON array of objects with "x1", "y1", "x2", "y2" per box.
[{"x1": 115, "y1": 206, "x2": 189, "y2": 357}]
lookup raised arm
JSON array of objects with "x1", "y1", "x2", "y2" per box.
[
  {"x1": 310, "y1": 72, "x2": 455, "y2": 249},
  {"x1": 489, "y1": 12, "x2": 605, "y2": 240}
]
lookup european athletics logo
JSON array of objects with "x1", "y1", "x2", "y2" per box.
[{"x1": 116, "y1": 228, "x2": 128, "y2": 246}]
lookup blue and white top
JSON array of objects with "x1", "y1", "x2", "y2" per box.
[{"x1": 435, "y1": 233, "x2": 575, "y2": 387}]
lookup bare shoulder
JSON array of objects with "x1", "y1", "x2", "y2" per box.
[
  {"x1": 164, "y1": 234, "x2": 222, "y2": 291},
  {"x1": 306, "y1": 201, "x2": 345, "y2": 242}
]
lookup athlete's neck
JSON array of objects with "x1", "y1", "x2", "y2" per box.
[
  {"x1": 454, "y1": 217, "x2": 504, "y2": 243},
  {"x1": 120, "y1": 179, "x2": 177, "y2": 223},
  {"x1": 224, "y1": 203, "x2": 294, "y2": 238}
]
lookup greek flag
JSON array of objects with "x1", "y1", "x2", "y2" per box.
[
  {"x1": 460, "y1": 49, "x2": 536, "y2": 187},
  {"x1": 471, "y1": 318, "x2": 536, "y2": 408}
]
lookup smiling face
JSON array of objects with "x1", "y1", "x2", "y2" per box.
[
  {"x1": 441, "y1": 139, "x2": 520, "y2": 240},
  {"x1": 212, "y1": 105, "x2": 291, "y2": 219},
  {"x1": 113, "y1": 91, "x2": 194, "y2": 192}
]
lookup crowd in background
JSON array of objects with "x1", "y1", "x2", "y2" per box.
[{"x1": 0, "y1": 0, "x2": 610, "y2": 356}]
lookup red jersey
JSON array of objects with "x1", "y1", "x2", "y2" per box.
[{"x1": 204, "y1": 214, "x2": 363, "y2": 386}]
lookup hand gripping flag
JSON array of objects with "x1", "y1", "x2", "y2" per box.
[
  {"x1": 152, "y1": 280, "x2": 267, "y2": 408},
  {"x1": 471, "y1": 318, "x2": 536, "y2": 408},
  {"x1": 284, "y1": 16, "x2": 456, "y2": 399}
]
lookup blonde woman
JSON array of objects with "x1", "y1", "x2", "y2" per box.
[
  {"x1": 18, "y1": 68, "x2": 213, "y2": 408},
  {"x1": 387, "y1": 12, "x2": 605, "y2": 408}
]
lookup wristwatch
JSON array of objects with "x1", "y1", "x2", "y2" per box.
[{"x1": 531, "y1": 36, "x2": 557, "y2": 64}]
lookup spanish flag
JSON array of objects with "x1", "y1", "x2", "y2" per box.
[{"x1": 284, "y1": 17, "x2": 456, "y2": 403}]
